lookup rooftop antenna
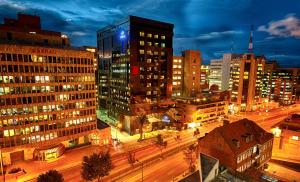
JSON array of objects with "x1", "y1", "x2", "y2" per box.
[{"x1": 248, "y1": 25, "x2": 254, "y2": 53}]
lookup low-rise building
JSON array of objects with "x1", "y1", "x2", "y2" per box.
[
  {"x1": 271, "y1": 114, "x2": 300, "y2": 161},
  {"x1": 199, "y1": 119, "x2": 274, "y2": 172},
  {"x1": 176, "y1": 99, "x2": 228, "y2": 125}
]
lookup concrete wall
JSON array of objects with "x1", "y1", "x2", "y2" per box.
[{"x1": 272, "y1": 130, "x2": 300, "y2": 161}]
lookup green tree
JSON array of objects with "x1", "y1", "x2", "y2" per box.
[
  {"x1": 184, "y1": 144, "x2": 198, "y2": 172},
  {"x1": 137, "y1": 114, "x2": 148, "y2": 141},
  {"x1": 156, "y1": 134, "x2": 167, "y2": 157},
  {"x1": 81, "y1": 152, "x2": 113, "y2": 182},
  {"x1": 37, "y1": 170, "x2": 64, "y2": 182}
]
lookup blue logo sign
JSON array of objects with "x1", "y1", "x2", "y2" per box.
[{"x1": 120, "y1": 30, "x2": 126, "y2": 39}]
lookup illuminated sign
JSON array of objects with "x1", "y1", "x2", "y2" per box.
[
  {"x1": 131, "y1": 66, "x2": 139, "y2": 75},
  {"x1": 120, "y1": 30, "x2": 126, "y2": 39},
  {"x1": 31, "y1": 48, "x2": 56, "y2": 54},
  {"x1": 162, "y1": 115, "x2": 170, "y2": 123}
]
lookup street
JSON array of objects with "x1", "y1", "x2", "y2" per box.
[{"x1": 8, "y1": 104, "x2": 300, "y2": 182}]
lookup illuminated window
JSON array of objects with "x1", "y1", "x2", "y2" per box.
[
  {"x1": 154, "y1": 34, "x2": 158, "y2": 39},
  {"x1": 154, "y1": 42, "x2": 159, "y2": 47},
  {"x1": 139, "y1": 50, "x2": 144, "y2": 54},
  {"x1": 178, "y1": 65, "x2": 182, "y2": 68},
  {"x1": 174, "y1": 59, "x2": 178, "y2": 63},
  {"x1": 147, "y1": 42, "x2": 152, "y2": 46},
  {"x1": 161, "y1": 43, "x2": 165, "y2": 48},
  {"x1": 139, "y1": 41, "x2": 145, "y2": 46},
  {"x1": 173, "y1": 82, "x2": 177, "y2": 85},
  {"x1": 147, "y1": 33, "x2": 152, "y2": 38},
  {"x1": 139, "y1": 32, "x2": 145, "y2": 37},
  {"x1": 292, "y1": 136, "x2": 299, "y2": 140},
  {"x1": 178, "y1": 59, "x2": 182, "y2": 63},
  {"x1": 161, "y1": 51, "x2": 165, "y2": 56},
  {"x1": 173, "y1": 65, "x2": 177, "y2": 68},
  {"x1": 161, "y1": 35, "x2": 165, "y2": 40},
  {"x1": 193, "y1": 71, "x2": 196, "y2": 74},
  {"x1": 4, "y1": 130, "x2": 9, "y2": 137}
]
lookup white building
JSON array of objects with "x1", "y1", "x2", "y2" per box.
[{"x1": 209, "y1": 53, "x2": 240, "y2": 91}]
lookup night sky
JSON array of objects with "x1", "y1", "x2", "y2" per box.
[{"x1": 1, "y1": 0, "x2": 300, "y2": 67}]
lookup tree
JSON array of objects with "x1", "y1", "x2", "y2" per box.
[
  {"x1": 137, "y1": 114, "x2": 148, "y2": 141},
  {"x1": 127, "y1": 151, "x2": 136, "y2": 166},
  {"x1": 131, "y1": 96, "x2": 150, "y2": 141},
  {"x1": 184, "y1": 144, "x2": 198, "y2": 172},
  {"x1": 156, "y1": 134, "x2": 167, "y2": 157},
  {"x1": 81, "y1": 152, "x2": 113, "y2": 182},
  {"x1": 37, "y1": 170, "x2": 64, "y2": 182}
]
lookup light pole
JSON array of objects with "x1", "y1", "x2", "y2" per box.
[{"x1": 116, "y1": 123, "x2": 122, "y2": 141}]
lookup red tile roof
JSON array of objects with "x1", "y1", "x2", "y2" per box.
[{"x1": 215, "y1": 118, "x2": 274, "y2": 155}]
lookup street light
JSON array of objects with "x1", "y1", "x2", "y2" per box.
[
  {"x1": 116, "y1": 123, "x2": 122, "y2": 141},
  {"x1": 136, "y1": 160, "x2": 144, "y2": 182}
]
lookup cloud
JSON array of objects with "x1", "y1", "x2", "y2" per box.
[
  {"x1": 71, "y1": 31, "x2": 87, "y2": 36},
  {"x1": 0, "y1": 0, "x2": 26, "y2": 10},
  {"x1": 175, "y1": 30, "x2": 243, "y2": 41},
  {"x1": 258, "y1": 14, "x2": 300, "y2": 38}
]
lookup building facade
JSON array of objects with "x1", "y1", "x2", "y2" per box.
[
  {"x1": 172, "y1": 56, "x2": 183, "y2": 97},
  {"x1": 172, "y1": 50, "x2": 202, "y2": 98},
  {"x1": 97, "y1": 16, "x2": 174, "y2": 134},
  {"x1": 209, "y1": 59, "x2": 222, "y2": 91},
  {"x1": 176, "y1": 100, "x2": 228, "y2": 125},
  {"x1": 200, "y1": 65, "x2": 210, "y2": 90},
  {"x1": 182, "y1": 50, "x2": 202, "y2": 97},
  {"x1": 229, "y1": 54, "x2": 265, "y2": 112},
  {"x1": 209, "y1": 53, "x2": 240, "y2": 92},
  {"x1": 199, "y1": 119, "x2": 274, "y2": 172},
  {"x1": 0, "y1": 14, "x2": 102, "y2": 165}
]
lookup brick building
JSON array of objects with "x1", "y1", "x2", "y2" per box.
[{"x1": 199, "y1": 119, "x2": 274, "y2": 172}]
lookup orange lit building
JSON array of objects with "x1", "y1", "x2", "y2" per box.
[
  {"x1": 172, "y1": 50, "x2": 202, "y2": 98},
  {"x1": 199, "y1": 119, "x2": 274, "y2": 172},
  {"x1": 229, "y1": 53, "x2": 265, "y2": 112},
  {"x1": 172, "y1": 56, "x2": 183, "y2": 97},
  {"x1": 0, "y1": 14, "x2": 108, "y2": 165}
]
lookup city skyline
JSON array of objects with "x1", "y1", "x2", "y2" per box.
[{"x1": 0, "y1": 0, "x2": 300, "y2": 67}]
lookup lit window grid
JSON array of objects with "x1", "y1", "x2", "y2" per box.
[{"x1": 0, "y1": 49, "x2": 96, "y2": 148}]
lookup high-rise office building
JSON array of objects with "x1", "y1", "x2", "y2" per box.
[
  {"x1": 209, "y1": 59, "x2": 222, "y2": 90},
  {"x1": 182, "y1": 50, "x2": 202, "y2": 97},
  {"x1": 229, "y1": 53, "x2": 265, "y2": 112},
  {"x1": 270, "y1": 68, "x2": 299, "y2": 105},
  {"x1": 209, "y1": 54, "x2": 240, "y2": 92},
  {"x1": 200, "y1": 64, "x2": 210, "y2": 90},
  {"x1": 97, "y1": 16, "x2": 174, "y2": 134},
  {"x1": 172, "y1": 50, "x2": 202, "y2": 98},
  {"x1": 262, "y1": 61, "x2": 299, "y2": 105},
  {"x1": 0, "y1": 14, "x2": 104, "y2": 165}
]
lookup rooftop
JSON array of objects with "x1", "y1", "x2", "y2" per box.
[
  {"x1": 212, "y1": 118, "x2": 273, "y2": 155},
  {"x1": 200, "y1": 153, "x2": 219, "y2": 181}
]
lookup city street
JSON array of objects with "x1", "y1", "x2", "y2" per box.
[
  {"x1": 7, "y1": 105, "x2": 299, "y2": 182},
  {"x1": 117, "y1": 152, "x2": 190, "y2": 182}
]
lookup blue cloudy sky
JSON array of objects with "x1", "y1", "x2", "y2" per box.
[{"x1": 0, "y1": 0, "x2": 300, "y2": 67}]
